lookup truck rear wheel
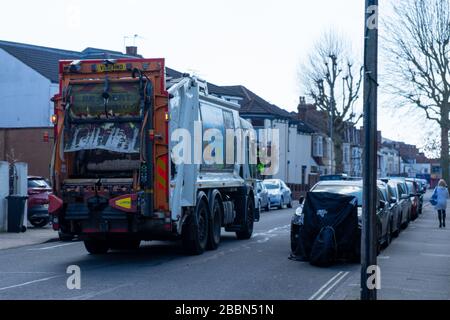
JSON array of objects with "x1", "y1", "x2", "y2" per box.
[
  {"x1": 182, "y1": 199, "x2": 209, "y2": 255},
  {"x1": 84, "y1": 239, "x2": 109, "y2": 255},
  {"x1": 236, "y1": 196, "x2": 254, "y2": 240},
  {"x1": 207, "y1": 198, "x2": 222, "y2": 250}
]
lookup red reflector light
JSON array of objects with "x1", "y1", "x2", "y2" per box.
[{"x1": 48, "y1": 194, "x2": 63, "y2": 215}]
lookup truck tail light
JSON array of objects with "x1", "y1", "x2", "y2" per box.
[
  {"x1": 51, "y1": 114, "x2": 57, "y2": 124},
  {"x1": 43, "y1": 131, "x2": 49, "y2": 143}
]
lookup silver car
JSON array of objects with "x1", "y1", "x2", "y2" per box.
[
  {"x1": 255, "y1": 180, "x2": 270, "y2": 212},
  {"x1": 263, "y1": 179, "x2": 293, "y2": 209}
]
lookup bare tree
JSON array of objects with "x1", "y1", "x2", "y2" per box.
[
  {"x1": 302, "y1": 32, "x2": 363, "y2": 173},
  {"x1": 384, "y1": 0, "x2": 450, "y2": 182}
]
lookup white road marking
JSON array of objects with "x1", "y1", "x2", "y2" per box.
[
  {"x1": 68, "y1": 284, "x2": 129, "y2": 300},
  {"x1": 252, "y1": 225, "x2": 290, "y2": 238},
  {"x1": 0, "y1": 272, "x2": 55, "y2": 274},
  {"x1": 421, "y1": 253, "x2": 450, "y2": 258},
  {"x1": 316, "y1": 272, "x2": 349, "y2": 300},
  {"x1": 308, "y1": 271, "x2": 349, "y2": 301},
  {"x1": 0, "y1": 276, "x2": 60, "y2": 292},
  {"x1": 27, "y1": 242, "x2": 78, "y2": 251},
  {"x1": 308, "y1": 272, "x2": 344, "y2": 300}
]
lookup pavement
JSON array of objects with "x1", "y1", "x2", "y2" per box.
[
  {"x1": 0, "y1": 224, "x2": 58, "y2": 250},
  {"x1": 0, "y1": 193, "x2": 449, "y2": 300},
  {"x1": 330, "y1": 192, "x2": 450, "y2": 300}
]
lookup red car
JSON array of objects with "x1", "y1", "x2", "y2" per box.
[{"x1": 27, "y1": 176, "x2": 52, "y2": 227}]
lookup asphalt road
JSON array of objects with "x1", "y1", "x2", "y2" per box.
[{"x1": 0, "y1": 206, "x2": 359, "y2": 300}]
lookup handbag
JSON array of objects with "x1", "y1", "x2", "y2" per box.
[{"x1": 430, "y1": 188, "x2": 438, "y2": 206}]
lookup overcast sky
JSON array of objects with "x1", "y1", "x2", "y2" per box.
[{"x1": 0, "y1": 0, "x2": 430, "y2": 149}]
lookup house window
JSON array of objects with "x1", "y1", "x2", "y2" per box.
[
  {"x1": 313, "y1": 136, "x2": 324, "y2": 157},
  {"x1": 343, "y1": 144, "x2": 350, "y2": 164},
  {"x1": 251, "y1": 119, "x2": 265, "y2": 127}
]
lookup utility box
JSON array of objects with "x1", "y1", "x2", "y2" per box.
[{"x1": 0, "y1": 161, "x2": 9, "y2": 232}]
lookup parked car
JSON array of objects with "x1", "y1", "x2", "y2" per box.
[
  {"x1": 263, "y1": 179, "x2": 293, "y2": 209},
  {"x1": 27, "y1": 176, "x2": 52, "y2": 227},
  {"x1": 319, "y1": 174, "x2": 361, "y2": 182},
  {"x1": 292, "y1": 180, "x2": 393, "y2": 253},
  {"x1": 255, "y1": 180, "x2": 270, "y2": 212},
  {"x1": 405, "y1": 180, "x2": 420, "y2": 220},
  {"x1": 319, "y1": 174, "x2": 351, "y2": 181},
  {"x1": 383, "y1": 178, "x2": 412, "y2": 229},
  {"x1": 378, "y1": 181, "x2": 402, "y2": 238},
  {"x1": 406, "y1": 178, "x2": 424, "y2": 215}
]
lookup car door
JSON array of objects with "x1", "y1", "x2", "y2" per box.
[
  {"x1": 261, "y1": 183, "x2": 269, "y2": 207},
  {"x1": 283, "y1": 181, "x2": 291, "y2": 203},
  {"x1": 387, "y1": 184, "x2": 400, "y2": 232},
  {"x1": 377, "y1": 188, "x2": 389, "y2": 242},
  {"x1": 257, "y1": 182, "x2": 268, "y2": 208},
  {"x1": 397, "y1": 183, "x2": 408, "y2": 223}
]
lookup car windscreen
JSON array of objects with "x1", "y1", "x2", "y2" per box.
[
  {"x1": 264, "y1": 182, "x2": 280, "y2": 190},
  {"x1": 406, "y1": 182, "x2": 415, "y2": 193},
  {"x1": 312, "y1": 184, "x2": 363, "y2": 206},
  {"x1": 28, "y1": 179, "x2": 50, "y2": 189}
]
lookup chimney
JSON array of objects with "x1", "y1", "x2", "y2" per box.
[
  {"x1": 297, "y1": 96, "x2": 307, "y2": 120},
  {"x1": 126, "y1": 46, "x2": 138, "y2": 56},
  {"x1": 299, "y1": 96, "x2": 306, "y2": 106}
]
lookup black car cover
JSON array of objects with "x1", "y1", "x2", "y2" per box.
[{"x1": 291, "y1": 192, "x2": 360, "y2": 266}]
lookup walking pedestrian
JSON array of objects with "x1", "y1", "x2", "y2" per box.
[{"x1": 432, "y1": 179, "x2": 449, "y2": 228}]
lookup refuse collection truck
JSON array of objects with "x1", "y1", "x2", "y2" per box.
[{"x1": 49, "y1": 58, "x2": 259, "y2": 255}]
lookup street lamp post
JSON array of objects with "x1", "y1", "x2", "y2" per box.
[{"x1": 361, "y1": 0, "x2": 379, "y2": 301}]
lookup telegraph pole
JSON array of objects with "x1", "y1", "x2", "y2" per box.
[{"x1": 361, "y1": 0, "x2": 379, "y2": 300}]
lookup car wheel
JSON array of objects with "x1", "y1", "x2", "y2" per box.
[
  {"x1": 395, "y1": 213, "x2": 402, "y2": 235},
  {"x1": 207, "y1": 198, "x2": 222, "y2": 251},
  {"x1": 30, "y1": 218, "x2": 49, "y2": 228},
  {"x1": 287, "y1": 196, "x2": 293, "y2": 209},
  {"x1": 376, "y1": 225, "x2": 382, "y2": 255},
  {"x1": 385, "y1": 220, "x2": 392, "y2": 248},
  {"x1": 401, "y1": 211, "x2": 409, "y2": 229},
  {"x1": 392, "y1": 217, "x2": 400, "y2": 238}
]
